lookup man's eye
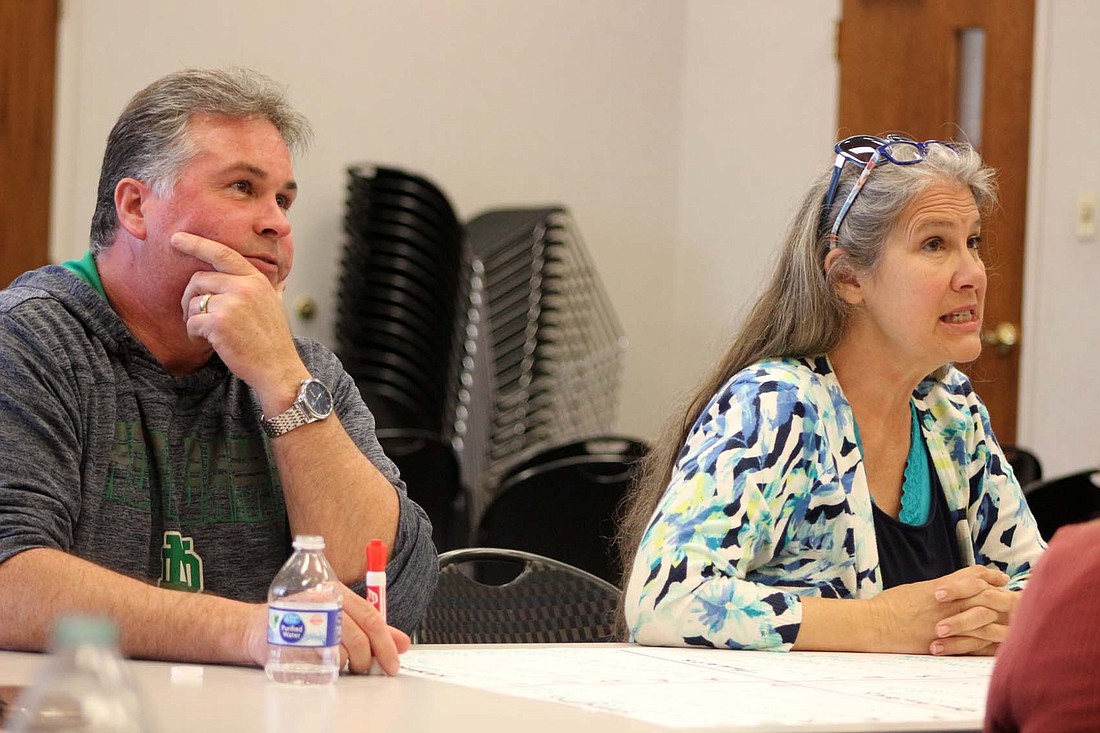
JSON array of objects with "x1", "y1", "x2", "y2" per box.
[
  {"x1": 923, "y1": 238, "x2": 944, "y2": 251},
  {"x1": 276, "y1": 194, "x2": 290, "y2": 210},
  {"x1": 233, "y1": 180, "x2": 252, "y2": 194},
  {"x1": 968, "y1": 235, "x2": 983, "y2": 250}
]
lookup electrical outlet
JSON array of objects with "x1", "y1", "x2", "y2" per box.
[{"x1": 1076, "y1": 191, "x2": 1097, "y2": 241}]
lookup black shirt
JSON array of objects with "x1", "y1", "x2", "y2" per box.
[{"x1": 872, "y1": 459, "x2": 964, "y2": 588}]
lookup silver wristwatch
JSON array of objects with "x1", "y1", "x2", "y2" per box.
[{"x1": 261, "y1": 379, "x2": 334, "y2": 437}]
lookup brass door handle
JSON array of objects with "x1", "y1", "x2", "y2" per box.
[{"x1": 981, "y1": 322, "x2": 1018, "y2": 356}]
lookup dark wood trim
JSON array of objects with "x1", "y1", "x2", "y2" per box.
[{"x1": 0, "y1": 0, "x2": 59, "y2": 287}]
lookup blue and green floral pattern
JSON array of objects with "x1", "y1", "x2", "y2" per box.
[{"x1": 624, "y1": 356, "x2": 1045, "y2": 650}]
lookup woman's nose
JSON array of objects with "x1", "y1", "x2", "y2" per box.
[{"x1": 954, "y1": 247, "x2": 986, "y2": 290}]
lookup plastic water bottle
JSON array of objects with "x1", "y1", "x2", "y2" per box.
[
  {"x1": 265, "y1": 534, "x2": 343, "y2": 684},
  {"x1": 10, "y1": 615, "x2": 151, "y2": 732}
]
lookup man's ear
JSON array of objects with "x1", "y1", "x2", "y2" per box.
[
  {"x1": 824, "y1": 247, "x2": 863, "y2": 306},
  {"x1": 114, "y1": 177, "x2": 152, "y2": 240}
]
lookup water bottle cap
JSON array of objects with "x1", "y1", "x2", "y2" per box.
[
  {"x1": 292, "y1": 534, "x2": 325, "y2": 550},
  {"x1": 51, "y1": 615, "x2": 119, "y2": 648}
]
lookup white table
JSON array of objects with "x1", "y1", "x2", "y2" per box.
[{"x1": 0, "y1": 644, "x2": 988, "y2": 732}]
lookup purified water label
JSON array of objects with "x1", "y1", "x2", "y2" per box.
[{"x1": 267, "y1": 605, "x2": 342, "y2": 647}]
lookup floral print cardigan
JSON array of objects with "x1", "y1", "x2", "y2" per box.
[{"x1": 624, "y1": 356, "x2": 1045, "y2": 650}]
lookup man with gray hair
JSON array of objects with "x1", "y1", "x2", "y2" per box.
[{"x1": 0, "y1": 68, "x2": 438, "y2": 674}]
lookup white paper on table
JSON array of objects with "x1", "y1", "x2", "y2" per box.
[{"x1": 400, "y1": 646, "x2": 993, "y2": 730}]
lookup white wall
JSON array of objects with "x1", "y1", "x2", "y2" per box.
[
  {"x1": 1016, "y1": 0, "x2": 1100, "y2": 477},
  {"x1": 672, "y1": 1, "x2": 839, "y2": 406}
]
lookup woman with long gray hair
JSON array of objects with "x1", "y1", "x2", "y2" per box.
[{"x1": 618, "y1": 135, "x2": 1045, "y2": 655}]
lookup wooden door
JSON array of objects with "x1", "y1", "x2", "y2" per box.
[
  {"x1": 0, "y1": 0, "x2": 58, "y2": 288},
  {"x1": 837, "y1": 0, "x2": 1034, "y2": 444}
]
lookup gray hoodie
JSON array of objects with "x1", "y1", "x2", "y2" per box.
[{"x1": 0, "y1": 265, "x2": 437, "y2": 632}]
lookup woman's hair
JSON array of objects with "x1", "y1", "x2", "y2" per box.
[
  {"x1": 615, "y1": 139, "x2": 997, "y2": 595},
  {"x1": 89, "y1": 68, "x2": 313, "y2": 254}
]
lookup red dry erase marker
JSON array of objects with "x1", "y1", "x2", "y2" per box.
[{"x1": 365, "y1": 539, "x2": 387, "y2": 621}]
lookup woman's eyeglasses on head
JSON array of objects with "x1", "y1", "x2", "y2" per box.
[{"x1": 821, "y1": 134, "x2": 957, "y2": 249}]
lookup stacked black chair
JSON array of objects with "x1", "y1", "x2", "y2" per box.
[
  {"x1": 337, "y1": 180, "x2": 630, "y2": 548},
  {"x1": 476, "y1": 437, "x2": 647, "y2": 585},
  {"x1": 413, "y1": 548, "x2": 621, "y2": 644},
  {"x1": 337, "y1": 165, "x2": 465, "y2": 433},
  {"x1": 337, "y1": 166, "x2": 467, "y2": 548},
  {"x1": 453, "y1": 208, "x2": 628, "y2": 526}
]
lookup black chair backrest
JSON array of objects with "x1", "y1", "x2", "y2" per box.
[
  {"x1": 497, "y1": 436, "x2": 649, "y2": 487},
  {"x1": 476, "y1": 451, "x2": 642, "y2": 585},
  {"x1": 414, "y1": 547, "x2": 621, "y2": 644},
  {"x1": 1002, "y1": 444, "x2": 1043, "y2": 487},
  {"x1": 376, "y1": 428, "x2": 466, "y2": 551},
  {"x1": 1023, "y1": 469, "x2": 1100, "y2": 542}
]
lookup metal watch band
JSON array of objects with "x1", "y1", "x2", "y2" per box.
[{"x1": 261, "y1": 403, "x2": 310, "y2": 437}]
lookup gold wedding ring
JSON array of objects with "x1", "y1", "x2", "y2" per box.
[{"x1": 198, "y1": 293, "x2": 212, "y2": 315}]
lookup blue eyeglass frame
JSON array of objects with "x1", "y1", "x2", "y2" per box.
[{"x1": 822, "y1": 134, "x2": 955, "y2": 249}]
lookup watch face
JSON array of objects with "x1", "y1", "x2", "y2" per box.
[{"x1": 302, "y1": 380, "x2": 334, "y2": 419}]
